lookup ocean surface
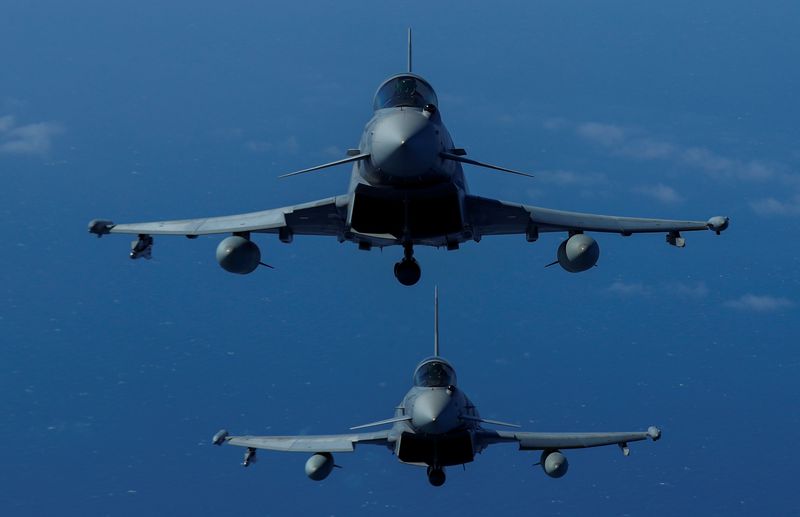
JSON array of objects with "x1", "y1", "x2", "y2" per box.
[{"x1": 2, "y1": 1, "x2": 798, "y2": 515}]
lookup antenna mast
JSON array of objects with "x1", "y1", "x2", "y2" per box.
[
  {"x1": 407, "y1": 27, "x2": 412, "y2": 73},
  {"x1": 434, "y1": 285, "x2": 439, "y2": 357}
]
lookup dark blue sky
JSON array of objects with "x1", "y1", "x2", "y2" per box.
[{"x1": 2, "y1": 1, "x2": 798, "y2": 515}]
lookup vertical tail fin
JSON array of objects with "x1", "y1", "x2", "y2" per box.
[
  {"x1": 407, "y1": 27, "x2": 413, "y2": 73},
  {"x1": 434, "y1": 285, "x2": 439, "y2": 357}
]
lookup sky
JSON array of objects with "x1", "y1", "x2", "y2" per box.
[{"x1": 2, "y1": 0, "x2": 799, "y2": 515}]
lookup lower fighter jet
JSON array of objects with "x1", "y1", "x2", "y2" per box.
[{"x1": 212, "y1": 289, "x2": 661, "y2": 486}]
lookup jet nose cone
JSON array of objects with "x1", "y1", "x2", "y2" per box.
[
  {"x1": 370, "y1": 110, "x2": 439, "y2": 179},
  {"x1": 411, "y1": 389, "x2": 454, "y2": 433}
]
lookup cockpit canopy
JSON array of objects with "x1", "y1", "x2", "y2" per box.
[
  {"x1": 413, "y1": 358, "x2": 457, "y2": 388},
  {"x1": 373, "y1": 74, "x2": 438, "y2": 111}
]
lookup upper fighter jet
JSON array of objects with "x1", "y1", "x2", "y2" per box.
[
  {"x1": 88, "y1": 30, "x2": 729, "y2": 285},
  {"x1": 211, "y1": 288, "x2": 661, "y2": 486}
]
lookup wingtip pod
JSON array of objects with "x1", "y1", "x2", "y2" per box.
[
  {"x1": 647, "y1": 426, "x2": 662, "y2": 441},
  {"x1": 88, "y1": 219, "x2": 114, "y2": 236},
  {"x1": 707, "y1": 216, "x2": 730, "y2": 234},
  {"x1": 212, "y1": 429, "x2": 229, "y2": 446}
]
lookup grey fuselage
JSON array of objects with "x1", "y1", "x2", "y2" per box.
[
  {"x1": 342, "y1": 74, "x2": 470, "y2": 248},
  {"x1": 383, "y1": 357, "x2": 486, "y2": 468}
]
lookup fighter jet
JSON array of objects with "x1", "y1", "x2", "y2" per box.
[
  {"x1": 89, "y1": 30, "x2": 729, "y2": 285},
  {"x1": 211, "y1": 288, "x2": 661, "y2": 486}
]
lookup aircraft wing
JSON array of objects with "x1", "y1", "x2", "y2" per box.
[
  {"x1": 218, "y1": 429, "x2": 393, "y2": 453},
  {"x1": 88, "y1": 195, "x2": 349, "y2": 237},
  {"x1": 465, "y1": 195, "x2": 729, "y2": 238},
  {"x1": 476, "y1": 426, "x2": 661, "y2": 451}
]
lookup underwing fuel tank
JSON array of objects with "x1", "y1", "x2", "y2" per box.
[
  {"x1": 556, "y1": 234, "x2": 599, "y2": 273},
  {"x1": 216, "y1": 236, "x2": 261, "y2": 274},
  {"x1": 305, "y1": 452, "x2": 335, "y2": 481},
  {"x1": 541, "y1": 450, "x2": 569, "y2": 478}
]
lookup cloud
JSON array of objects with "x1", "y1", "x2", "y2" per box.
[
  {"x1": 0, "y1": 115, "x2": 13, "y2": 132},
  {"x1": 542, "y1": 117, "x2": 569, "y2": 131},
  {"x1": 724, "y1": 294, "x2": 793, "y2": 312},
  {"x1": 244, "y1": 140, "x2": 271, "y2": 152},
  {"x1": 577, "y1": 122, "x2": 676, "y2": 160},
  {"x1": 632, "y1": 183, "x2": 683, "y2": 203},
  {"x1": 608, "y1": 280, "x2": 711, "y2": 299},
  {"x1": 680, "y1": 147, "x2": 774, "y2": 181},
  {"x1": 607, "y1": 281, "x2": 649, "y2": 296},
  {"x1": 322, "y1": 145, "x2": 342, "y2": 157},
  {"x1": 525, "y1": 187, "x2": 545, "y2": 200},
  {"x1": 750, "y1": 195, "x2": 800, "y2": 216},
  {"x1": 568, "y1": 120, "x2": 779, "y2": 182},
  {"x1": 539, "y1": 169, "x2": 608, "y2": 186},
  {"x1": 618, "y1": 139, "x2": 675, "y2": 160},
  {"x1": 576, "y1": 122, "x2": 625, "y2": 146},
  {"x1": 0, "y1": 115, "x2": 63, "y2": 155}
]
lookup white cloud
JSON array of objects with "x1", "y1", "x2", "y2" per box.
[
  {"x1": 750, "y1": 195, "x2": 800, "y2": 216},
  {"x1": 618, "y1": 139, "x2": 675, "y2": 160},
  {"x1": 607, "y1": 281, "x2": 649, "y2": 296},
  {"x1": 322, "y1": 145, "x2": 342, "y2": 157},
  {"x1": 567, "y1": 120, "x2": 778, "y2": 182},
  {"x1": 576, "y1": 122, "x2": 625, "y2": 146},
  {"x1": 608, "y1": 280, "x2": 711, "y2": 299},
  {"x1": 724, "y1": 294, "x2": 793, "y2": 312},
  {"x1": 633, "y1": 183, "x2": 683, "y2": 203},
  {"x1": 542, "y1": 117, "x2": 569, "y2": 131},
  {"x1": 0, "y1": 115, "x2": 14, "y2": 132},
  {"x1": 539, "y1": 169, "x2": 608, "y2": 186},
  {"x1": 525, "y1": 187, "x2": 545, "y2": 200},
  {"x1": 680, "y1": 147, "x2": 774, "y2": 181},
  {"x1": 0, "y1": 115, "x2": 62, "y2": 155},
  {"x1": 244, "y1": 140, "x2": 271, "y2": 152}
]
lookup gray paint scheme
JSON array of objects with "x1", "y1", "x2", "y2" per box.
[
  {"x1": 87, "y1": 35, "x2": 729, "y2": 283},
  {"x1": 213, "y1": 289, "x2": 661, "y2": 486}
]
